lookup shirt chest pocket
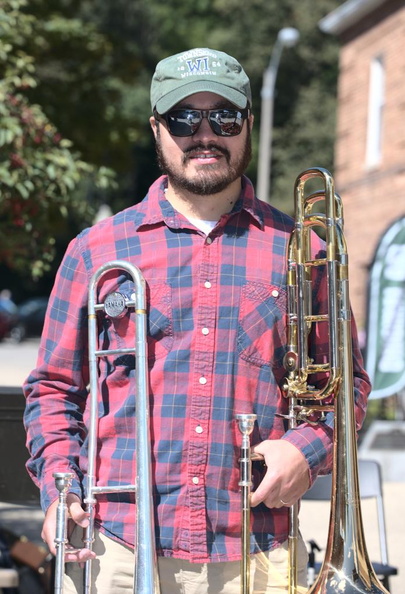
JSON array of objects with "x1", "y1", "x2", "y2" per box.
[
  {"x1": 108, "y1": 281, "x2": 173, "y2": 365},
  {"x1": 237, "y1": 281, "x2": 287, "y2": 367}
]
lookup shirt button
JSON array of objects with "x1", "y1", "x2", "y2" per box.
[
  {"x1": 192, "y1": 477, "x2": 199, "y2": 485},
  {"x1": 271, "y1": 289, "x2": 279, "y2": 298},
  {"x1": 195, "y1": 425, "x2": 203, "y2": 434},
  {"x1": 204, "y1": 281, "x2": 212, "y2": 289},
  {"x1": 206, "y1": 237, "x2": 213, "y2": 245},
  {"x1": 199, "y1": 376, "x2": 207, "y2": 385},
  {"x1": 202, "y1": 327, "x2": 209, "y2": 335}
]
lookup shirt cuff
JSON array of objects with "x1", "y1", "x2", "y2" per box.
[{"x1": 282, "y1": 424, "x2": 333, "y2": 486}]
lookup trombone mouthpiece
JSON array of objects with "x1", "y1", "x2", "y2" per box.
[
  {"x1": 53, "y1": 472, "x2": 75, "y2": 494},
  {"x1": 236, "y1": 413, "x2": 257, "y2": 436}
]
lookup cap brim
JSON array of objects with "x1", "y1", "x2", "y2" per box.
[{"x1": 155, "y1": 80, "x2": 248, "y2": 114}]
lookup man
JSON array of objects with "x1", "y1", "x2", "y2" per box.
[{"x1": 23, "y1": 48, "x2": 371, "y2": 593}]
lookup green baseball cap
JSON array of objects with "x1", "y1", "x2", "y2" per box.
[{"x1": 151, "y1": 48, "x2": 252, "y2": 114}]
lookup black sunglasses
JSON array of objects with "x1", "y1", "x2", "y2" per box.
[{"x1": 155, "y1": 107, "x2": 250, "y2": 137}]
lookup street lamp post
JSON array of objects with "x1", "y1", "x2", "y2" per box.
[{"x1": 257, "y1": 27, "x2": 300, "y2": 204}]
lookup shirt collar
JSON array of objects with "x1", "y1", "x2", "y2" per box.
[{"x1": 134, "y1": 175, "x2": 265, "y2": 231}]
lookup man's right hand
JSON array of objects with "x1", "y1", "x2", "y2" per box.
[{"x1": 42, "y1": 493, "x2": 97, "y2": 563}]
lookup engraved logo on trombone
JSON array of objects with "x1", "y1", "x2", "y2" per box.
[{"x1": 104, "y1": 291, "x2": 128, "y2": 318}]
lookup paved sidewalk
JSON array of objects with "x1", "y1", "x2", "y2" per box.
[
  {"x1": 300, "y1": 481, "x2": 404, "y2": 593},
  {"x1": 0, "y1": 337, "x2": 39, "y2": 387}
]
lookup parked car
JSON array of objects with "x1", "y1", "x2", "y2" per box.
[
  {"x1": 10, "y1": 296, "x2": 48, "y2": 342},
  {"x1": 0, "y1": 295, "x2": 19, "y2": 341}
]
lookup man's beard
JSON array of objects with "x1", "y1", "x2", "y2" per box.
[{"x1": 155, "y1": 127, "x2": 252, "y2": 196}]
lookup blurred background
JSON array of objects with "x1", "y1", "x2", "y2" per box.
[
  {"x1": 0, "y1": 0, "x2": 404, "y2": 592},
  {"x1": 1, "y1": 0, "x2": 340, "y2": 300}
]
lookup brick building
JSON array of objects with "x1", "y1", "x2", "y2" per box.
[{"x1": 320, "y1": 0, "x2": 405, "y2": 334}]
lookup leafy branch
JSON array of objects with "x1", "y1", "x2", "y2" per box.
[{"x1": 0, "y1": 0, "x2": 116, "y2": 278}]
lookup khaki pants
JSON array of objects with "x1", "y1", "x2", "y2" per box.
[{"x1": 64, "y1": 527, "x2": 308, "y2": 594}]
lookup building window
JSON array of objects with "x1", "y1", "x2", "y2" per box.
[{"x1": 366, "y1": 55, "x2": 385, "y2": 168}]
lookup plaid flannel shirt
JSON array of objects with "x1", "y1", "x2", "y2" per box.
[{"x1": 23, "y1": 175, "x2": 370, "y2": 563}]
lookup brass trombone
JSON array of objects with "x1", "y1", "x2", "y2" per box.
[
  {"x1": 236, "y1": 168, "x2": 388, "y2": 594},
  {"x1": 53, "y1": 260, "x2": 160, "y2": 594},
  {"x1": 283, "y1": 167, "x2": 388, "y2": 594}
]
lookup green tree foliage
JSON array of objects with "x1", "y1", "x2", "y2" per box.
[
  {"x1": 0, "y1": 0, "x2": 115, "y2": 279},
  {"x1": 1, "y1": 0, "x2": 341, "y2": 296},
  {"x1": 19, "y1": 0, "x2": 341, "y2": 214},
  {"x1": 23, "y1": 0, "x2": 156, "y2": 208},
  {"x1": 199, "y1": 0, "x2": 341, "y2": 211}
]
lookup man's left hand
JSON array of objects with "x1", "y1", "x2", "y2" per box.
[{"x1": 250, "y1": 439, "x2": 310, "y2": 508}]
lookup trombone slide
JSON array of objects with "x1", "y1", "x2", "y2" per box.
[{"x1": 53, "y1": 260, "x2": 160, "y2": 594}]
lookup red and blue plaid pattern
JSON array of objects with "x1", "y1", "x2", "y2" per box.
[{"x1": 23, "y1": 175, "x2": 370, "y2": 562}]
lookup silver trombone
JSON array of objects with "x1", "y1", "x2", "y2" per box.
[
  {"x1": 235, "y1": 414, "x2": 264, "y2": 594},
  {"x1": 236, "y1": 414, "x2": 257, "y2": 594},
  {"x1": 53, "y1": 260, "x2": 160, "y2": 594},
  {"x1": 53, "y1": 472, "x2": 75, "y2": 594}
]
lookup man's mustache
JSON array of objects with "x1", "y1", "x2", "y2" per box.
[{"x1": 182, "y1": 143, "x2": 231, "y2": 162}]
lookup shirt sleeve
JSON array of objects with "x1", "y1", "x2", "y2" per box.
[{"x1": 23, "y1": 235, "x2": 90, "y2": 512}]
